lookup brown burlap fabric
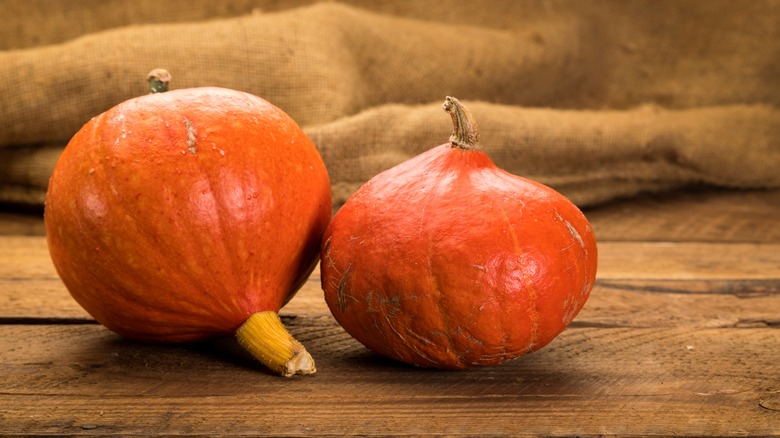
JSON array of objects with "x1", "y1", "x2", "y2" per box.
[{"x1": 1, "y1": 0, "x2": 778, "y2": 208}]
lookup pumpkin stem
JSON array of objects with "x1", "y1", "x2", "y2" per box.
[
  {"x1": 235, "y1": 311, "x2": 316, "y2": 377},
  {"x1": 146, "y1": 68, "x2": 171, "y2": 94},
  {"x1": 443, "y1": 96, "x2": 481, "y2": 150}
]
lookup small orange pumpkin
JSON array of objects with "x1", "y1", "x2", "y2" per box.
[
  {"x1": 45, "y1": 70, "x2": 331, "y2": 376},
  {"x1": 321, "y1": 97, "x2": 597, "y2": 369}
]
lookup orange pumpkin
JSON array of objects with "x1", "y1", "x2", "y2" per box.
[
  {"x1": 45, "y1": 70, "x2": 331, "y2": 376},
  {"x1": 321, "y1": 97, "x2": 597, "y2": 369}
]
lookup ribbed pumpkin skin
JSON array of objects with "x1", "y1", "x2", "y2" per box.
[
  {"x1": 45, "y1": 87, "x2": 331, "y2": 343},
  {"x1": 321, "y1": 144, "x2": 597, "y2": 369}
]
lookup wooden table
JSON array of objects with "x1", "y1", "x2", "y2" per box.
[{"x1": 1, "y1": 188, "x2": 778, "y2": 436}]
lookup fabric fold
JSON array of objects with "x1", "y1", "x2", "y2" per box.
[{"x1": 1, "y1": 0, "x2": 778, "y2": 207}]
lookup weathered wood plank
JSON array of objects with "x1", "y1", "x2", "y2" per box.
[
  {"x1": 4, "y1": 236, "x2": 780, "y2": 281},
  {"x1": 3, "y1": 237, "x2": 780, "y2": 326},
  {"x1": 597, "y1": 242, "x2": 780, "y2": 280},
  {"x1": 0, "y1": 324, "x2": 777, "y2": 436},
  {"x1": 580, "y1": 280, "x2": 780, "y2": 329},
  {"x1": 586, "y1": 188, "x2": 780, "y2": 243},
  {"x1": 0, "y1": 236, "x2": 55, "y2": 279},
  {"x1": 3, "y1": 276, "x2": 779, "y2": 331},
  {"x1": 0, "y1": 210, "x2": 45, "y2": 236}
]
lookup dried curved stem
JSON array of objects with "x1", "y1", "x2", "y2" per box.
[{"x1": 442, "y1": 96, "x2": 481, "y2": 150}]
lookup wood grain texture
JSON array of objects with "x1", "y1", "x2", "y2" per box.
[
  {"x1": 0, "y1": 210, "x2": 44, "y2": 236},
  {"x1": 3, "y1": 236, "x2": 779, "y2": 324},
  {"x1": 0, "y1": 323, "x2": 777, "y2": 436},
  {"x1": 0, "y1": 188, "x2": 779, "y2": 436},
  {"x1": 586, "y1": 188, "x2": 780, "y2": 243}
]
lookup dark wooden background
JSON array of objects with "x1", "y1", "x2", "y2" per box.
[{"x1": 1, "y1": 188, "x2": 778, "y2": 436}]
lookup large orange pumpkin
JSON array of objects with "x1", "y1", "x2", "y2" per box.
[
  {"x1": 45, "y1": 70, "x2": 331, "y2": 376},
  {"x1": 321, "y1": 97, "x2": 597, "y2": 369}
]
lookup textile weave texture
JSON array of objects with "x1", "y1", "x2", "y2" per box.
[{"x1": 1, "y1": 0, "x2": 778, "y2": 208}]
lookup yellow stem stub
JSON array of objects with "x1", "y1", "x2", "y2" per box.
[{"x1": 236, "y1": 311, "x2": 316, "y2": 377}]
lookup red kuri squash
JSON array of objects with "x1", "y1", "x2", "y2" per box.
[
  {"x1": 321, "y1": 97, "x2": 597, "y2": 369},
  {"x1": 45, "y1": 70, "x2": 331, "y2": 376}
]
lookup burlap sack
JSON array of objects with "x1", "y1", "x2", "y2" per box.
[{"x1": 1, "y1": 0, "x2": 778, "y2": 208}]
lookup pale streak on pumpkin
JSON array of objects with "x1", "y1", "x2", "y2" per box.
[
  {"x1": 555, "y1": 211, "x2": 591, "y2": 324},
  {"x1": 115, "y1": 113, "x2": 127, "y2": 144},
  {"x1": 184, "y1": 118, "x2": 197, "y2": 154},
  {"x1": 388, "y1": 315, "x2": 439, "y2": 366},
  {"x1": 401, "y1": 322, "x2": 434, "y2": 346},
  {"x1": 557, "y1": 212, "x2": 586, "y2": 252},
  {"x1": 321, "y1": 236, "x2": 349, "y2": 309},
  {"x1": 336, "y1": 262, "x2": 352, "y2": 313},
  {"x1": 402, "y1": 322, "x2": 443, "y2": 363}
]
